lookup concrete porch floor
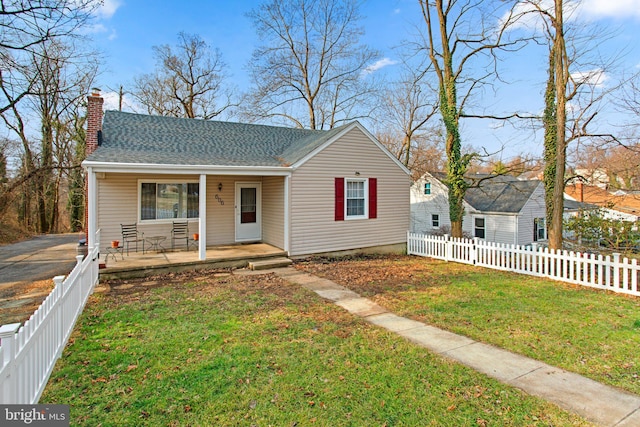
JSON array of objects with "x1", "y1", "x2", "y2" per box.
[{"x1": 99, "y1": 243, "x2": 287, "y2": 280}]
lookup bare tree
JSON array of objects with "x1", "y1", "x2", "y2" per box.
[
  {"x1": 0, "y1": 0, "x2": 99, "y2": 115},
  {"x1": 417, "y1": 0, "x2": 527, "y2": 237},
  {"x1": 374, "y1": 58, "x2": 442, "y2": 178},
  {"x1": 515, "y1": 0, "x2": 622, "y2": 249},
  {"x1": 133, "y1": 32, "x2": 236, "y2": 120},
  {"x1": 244, "y1": 0, "x2": 380, "y2": 129},
  {"x1": 1, "y1": 40, "x2": 98, "y2": 232}
]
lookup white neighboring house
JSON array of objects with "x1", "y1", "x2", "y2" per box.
[{"x1": 411, "y1": 172, "x2": 547, "y2": 245}]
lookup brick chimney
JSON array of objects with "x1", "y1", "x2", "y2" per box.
[
  {"x1": 84, "y1": 88, "x2": 103, "y2": 243},
  {"x1": 576, "y1": 181, "x2": 584, "y2": 202},
  {"x1": 86, "y1": 87, "x2": 103, "y2": 156}
]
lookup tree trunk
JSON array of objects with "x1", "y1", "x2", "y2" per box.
[{"x1": 548, "y1": 0, "x2": 567, "y2": 250}]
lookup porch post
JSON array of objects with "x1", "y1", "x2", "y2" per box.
[
  {"x1": 87, "y1": 167, "x2": 97, "y2": 249},
  {"x1": 199, "y1": 174, "x2": 207, "y2": 260},
  {"x1": 284, "y1": 174, "x2": 291, "y2": 254}
]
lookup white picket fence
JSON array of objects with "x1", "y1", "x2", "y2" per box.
[
  {"x1": 407, "y1": 232, "x2": 640, "y2": 297},
  {"x1": 0, "y1": 231, "x2": 100, "y2": 404}
]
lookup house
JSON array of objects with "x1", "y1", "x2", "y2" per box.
[
  {"x1": 410, "y1": 172, "x2": 546, "y2": 245},
  {"x1": 565, "y1": 182, "x2": 640, "y2": 221},
  {"x1": 82, "y1": 90, "x2": 411, "y2": 259}
]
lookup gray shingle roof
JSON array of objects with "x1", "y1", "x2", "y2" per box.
[
  {"x1": 86, "y1": 111, "x2": 350, "y2": 167},
  {"x1": 430, "y1": 172, "x2": 542, "y2": 213}
]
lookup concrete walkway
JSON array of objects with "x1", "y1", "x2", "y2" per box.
[{"x1": 270, "y1": 267, "x2": 640, "y2": 427}]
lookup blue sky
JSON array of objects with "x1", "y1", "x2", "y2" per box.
[{"x1": 89, "y1": 0, "x2": 640, "y2": 161}]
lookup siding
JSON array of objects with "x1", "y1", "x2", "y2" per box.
[
  {"x1": 96, "y1": 173, "x2": 200, "y2": 252},
  {"x1": 410, "y1": 175, "x2": 474, "y2": 236},
  {"x1": 410, "y1": 177, "x2": 451, "y2": 233},
  {"x1": 290, "y1": 127, "x2": 410, "y2": 256},
  {"x1": 262, "y1": 176, "x2": 285, "y2": 249},
  {"x1": 474, "y1": 214, "x2": 517, "y2": 245},
  {"x1": 516, "y1": 182, "x2": 546, "y2": 245},
  {"x1": 96, "y1": 173, "x2": 275, "y2": 252}
]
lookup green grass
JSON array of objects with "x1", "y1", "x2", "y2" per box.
[
  {"x1": 297, "y1": 255, "x2": 640, "y2": 396},
  {"x1": 42, "y1": 271, "x2": 590, "y2": 426}
]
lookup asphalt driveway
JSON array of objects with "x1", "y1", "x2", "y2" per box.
[{"x1": 0, "y1": 233, "x2": 81, "y2": 325}]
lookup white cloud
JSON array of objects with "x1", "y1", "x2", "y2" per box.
[
  {"x1": 580, "y1": 0, "x2": 640, "y2": 20},
  {"x1": 571, "y1": 69, "x2": 609, "y2": 88},
  {"x1": 504, "y1": 0, "x2": 640, "y2": 32},
  {"x1": 102, "y1": 91, "x2": 141, "y2": 113},
  {"x1": 95, "y1": 0, "x2": 122, "y2": 20},
  {"x1": 361, "y1": 58, "x2": 399, "y2": 76},
  {"x1": 393, "y1": 8, "x2": 401, "y2": 15},
  {"x1": 84, "y1": 23, "x2": 108, "y2": 35}
]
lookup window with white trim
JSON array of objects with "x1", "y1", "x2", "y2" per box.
[
  {"x1": 140, "y1": 181, "x2": 199, "y2": 221},
  {"x1": 424, "y1": 182, "x2": 431, "y2": 195},
  {"x1": 346, "y1": 179, "x2": 367, "y2": 218},
  {"x1": 534, "y1": 217, "x2": 546, "y2": 241},
  {"x1": 474, "y1": 217, "x2": 485, "y2": 239},
  {"x1": 432, "y1": 214, "x2": 439, "y2": 228}
]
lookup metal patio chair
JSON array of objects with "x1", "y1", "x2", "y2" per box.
[{"x1": 121, "y1": 223, "x2": 144, "y2": 255}]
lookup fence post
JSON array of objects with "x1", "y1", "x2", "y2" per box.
[
  {"x1": 613, "y1": 253, "x2": 621, "y2": 289},
  {"x1": 53, "y1": 276, "x2": 65, "y2": 359},
  {"x1": 445, "y1": 234, "x2": 452, "y2": 262},
  {"x1": 471, "y1": 237, "x2": 478, "y2": 265},
  {"x1": 0, "y1": 323, "x2": 21, "y2": 404}
]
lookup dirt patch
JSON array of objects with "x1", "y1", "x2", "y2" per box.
[
  {"x1": 0, "y1": 279, "x2": 55, "y2": 325},
  {"x1": 293, "y1": 254, "x2": 441, "y2": 296},
  {"x1": 100, "y1": 268, "x2": 297, "y2": 303},
  {"x1": 0, "y1": 221, "x2": 33, "y2": 246}
]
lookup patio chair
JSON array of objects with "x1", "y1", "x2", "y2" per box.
[
  {"x1": 121, "y1": 223, "x2": 144, "y2": 255},
  {"x1": 171, "y1": 221, "x2": 190, "y2": 250}
]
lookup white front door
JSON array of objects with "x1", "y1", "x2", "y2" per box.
[{"x1": 235, "y1": 182, "x2": 262, "y2": 241}]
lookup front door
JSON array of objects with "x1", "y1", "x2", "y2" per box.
[{"x1": 235, "y1": 182, "x2": 262, "y2": 241}]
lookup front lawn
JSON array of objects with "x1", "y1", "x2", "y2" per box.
[
  {"x1": 297, "y1": 255, "x2": 640, "y2": 396},
  {"x1": 42, "y1": 270, "x2": 589, "y2": 426}
]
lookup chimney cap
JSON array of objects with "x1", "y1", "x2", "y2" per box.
[{"x1": 90, "y1": 87, "x2": 101, "y2": 96}]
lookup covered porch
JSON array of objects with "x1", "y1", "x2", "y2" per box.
[{"x1": 98, "y1": 242, "x2": 289, "y2": 280}]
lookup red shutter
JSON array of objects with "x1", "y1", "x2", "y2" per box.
[
  {"x1": 369, "y1": 178, "x2": 377, "y2": 219},
  {"x1": 335, "y1": 178, "x2": 345, "y2": 221}
]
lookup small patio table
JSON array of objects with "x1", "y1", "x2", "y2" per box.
[
  {"x1": 146, "y1": 236, "x2": 167, "y2": 253},
  {"x1": 104, "y1": 245, "x2": 124, "y2": 262}
]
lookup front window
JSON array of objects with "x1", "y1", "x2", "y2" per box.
[
  {"x1": 474, "y1": 217, "x2": 485, "y2": 239},
  {"x1": 140, "y1": 182, "x2": 199, "y2": 221},
  {"x1": 424, "y1": 182, "x2": 431, "y2": 195},
  {"x1": 432, "y1": 214, "x2": 439, "y2": 228},
  {"x1": 346, "y1": 179, "x2": 366, "y2": 218}
]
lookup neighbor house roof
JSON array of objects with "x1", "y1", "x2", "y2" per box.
[
  {"x1": 428, "y1": 172, "x2": 542, "y2": 213},
  {"x1": 565, "y1": 183, "x2": 640, "y2": 217},
  {"x1": 85, "y1": 111, "x2": 350, "y2": 167}
]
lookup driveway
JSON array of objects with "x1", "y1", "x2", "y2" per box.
[{"x1": 0, "y1": 233, "x2": 81, "y2": 325}]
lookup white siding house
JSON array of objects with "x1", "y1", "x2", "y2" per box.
[{"x1": 411, "y1": 172, "x2": 546, "y2": 246}]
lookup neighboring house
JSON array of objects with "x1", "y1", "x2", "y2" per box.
[
  {"x1": 565, "y1": 182, "x2": 640, "y2": 221},
  {"x1": 410, "y1": 172, "x2": 546, "y2": 245},
  {"x1": 83, "y1": 90, "x2": 411, "y2": 259}
]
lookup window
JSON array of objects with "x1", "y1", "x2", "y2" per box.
[
  {"x1": 534, "y1": 217, "x2": 546, "y2": 241},
  {"x1": 334, "y1": 177, "x2": 377, "y2": 221},
  {"x1": 140, "y1": 182, "x2": 199, "y2": 221},
  {"x1": 432, "y1": 214, "x2": 439, "y2": 228},
  {"x1": 424, "y1": 182, "x2": 431, "y2": 195},
  {"x1": 346, "y1": 179, "x2": 366, "y2": 218},
  {"x1": 474, "y1": 217, "x2": 485, "y2": 239}
]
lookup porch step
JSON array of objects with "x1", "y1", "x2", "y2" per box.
[{"x1": 248, "y1": 257, "x2": 293, "y2": 270}]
